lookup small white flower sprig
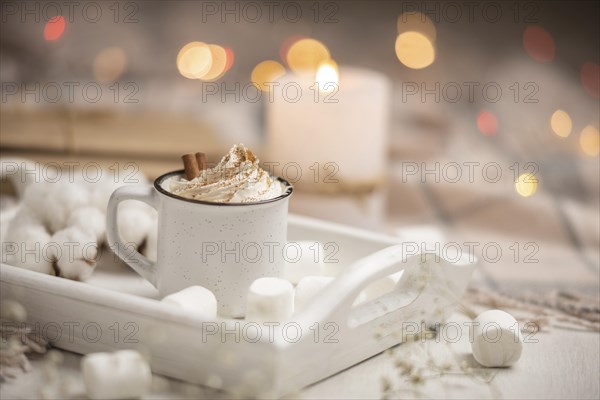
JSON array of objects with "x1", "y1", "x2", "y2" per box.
[{"x1": 0, "y1": 300, "x2": 48, "y2": 381}]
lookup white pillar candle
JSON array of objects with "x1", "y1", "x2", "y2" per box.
[
  {"x1": 82, "y1": 350, "x2": 152, "y2": 399},
  {"x1": 472, "y1": 309, "x2": 523, "y2": 367},
  {"x1": 267, "y1": 67, "x2": 391, "y2": 188}
]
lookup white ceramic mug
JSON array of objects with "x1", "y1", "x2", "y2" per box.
[{"x1": 106, "y1": 170, "x2": 293, "y2": 317}]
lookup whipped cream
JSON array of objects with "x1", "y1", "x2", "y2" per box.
[{"x1": 168, "y1": 144, "x2": 286, "y2": 203}]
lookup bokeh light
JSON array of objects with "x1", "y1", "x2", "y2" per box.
[
  {"x1": 395, "y1": 31, "x2": 435, "y2": 69},
  {"x1": 251, "y1": 60, "x2": 286, "y2": 92},
  {"x1": 286, "y1": 38, "x2": 330, "y2": 74},
  {"x1": 93, "y1": 47, "x2": 127, "y2": 82},
  {"x1": 201, "y1": 45, "x2": 228, "y2": 81},
  {"x1": 223, "y1": 47, "x2": 235, "y2": 73},
  {"x1": 177, "y1": 42, "x2": 213, "y2": 80},
  {"x1": 44, "y1": 16, "x2": 66, "y2": 41},
  {"x1": 580, "y1": 125, "x2": 600, "y2": 157},
  {"x1": 316, "y1": 59, "x2": 339, "y2": 93},
  {"x1": 280, "y1": 35, "x2": 308, "y2": 65},
  {"x1": 477, "y1": 110, "x2": 498, "y2": 136},
  {"x1": 550, "y1": 110, "x2": 572, "y2": 138},
  {"x1": 580, "y1": 62, "x2": 600, "y2": 98},
  {"x1": 523, "y1": 26, "x2": 555, "y2": 62},
  {"x1": 515, "y1": 173, "x2": 539, "y2": 197},
  {"x1": 396, "y1": 12, "x2": 437, "y2": 42}
]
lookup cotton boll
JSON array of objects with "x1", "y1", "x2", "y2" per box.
[
  {"x1": 43, "y1": 182, "x2": 90, "y2": 233},
  {"x1": 89, "y1": 178, "x2": 121, "y2": 212},
  {"x1": 117, "y1": 206, "x2": 153, "y2": 247},
  {"x1": 4, "y1": 221, "x2": 54, "y2": 275},
  {"x1": 50, "y1": 226, "x2": 98, "y2": 280},
  {"x1": 21, "y1": 182, "x2": 53, "y2": 228},
  {"x1": 68, "y1": 207, "x2": 106, "y2": 243},
  {"x1": 90, "y1": 170, "x2": 149, "y2": 212}
]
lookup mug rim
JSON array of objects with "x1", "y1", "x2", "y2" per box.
[{"x1": 154, "y1": 169, "x2": 293, "y2": 206}]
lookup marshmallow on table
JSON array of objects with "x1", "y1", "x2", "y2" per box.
[
  {"x1": 82, "y1": 350, "x2": 151, "y2": 399},
  {"x1": 284, "y1": 241, "x2": 326, "y2": 284},
  {"x1": 472, "y1": 309, "x2": 523, "y2": 367},
  {"x1": 161, "y1": 286, "x2": 218, "y2": 319},
  {"x1": 294, "y1": 276, "x2": 335, "y2": 313},
  {"x1": 246, "y1": 277, "x2": 294, "y2": 322}
]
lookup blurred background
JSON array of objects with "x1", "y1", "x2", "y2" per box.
[{"x1": 1, "y1": 1, "x2": 599, "y2": 296}]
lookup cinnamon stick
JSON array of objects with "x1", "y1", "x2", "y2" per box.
[
  {"x1": 195, "y1": 152, "x2": 207, "y2": 171},
  {"x1": 181, "y1": 153, "x2": 200, "y2": 180}
]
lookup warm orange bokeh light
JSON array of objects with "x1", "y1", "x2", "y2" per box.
[
  {"x1": 550, "y1": 110, "x2": 572, "y2": 138},
  {"x1": 580, "y1": 62, "x2": 599, "y2": 98},
  {"x1": 93, "y1": 47, "x2": 127, "y2": 82},
  {"x1": 523, "y1": 26, "x2": 555, "y2": 62},
  {"x1": 223, "y1": 47, "x2": 235, "y2": 72},
  {"x1": 477, "y1": 110, "x2": 498, "y2": 136},
  {"x1": 396, "y1": 12, "x2": 437, "y2": 42},
  {"x1": 279, "y1": 35, "x2": 308, "y2": 65},
  {"x1": 201, "y1": 45, "x2": 228, "y2": 81},
  {"x1": 177, "y1": 42, "x2": 213, "y2": 80},
  {"x1": 44, "y1": 16, "x2": 66, "y2": 41},
  {"x1": 286, "y1": 38, "x2": 330, "y2": 74},
  {"x1": 251, "y1": 60, "x2": 286, "y2": 92},
  {"x1": 580, "y1": 125, "x2": 600, "y2": 157},
  {"x1": 395, "y1": 31, "x2": 435, "y2": 69}
]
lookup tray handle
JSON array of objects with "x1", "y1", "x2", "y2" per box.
[{"x1": 294, "y1": 245, "x2": 473, "y2": 329}]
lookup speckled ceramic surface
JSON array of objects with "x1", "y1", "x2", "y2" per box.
[{"x1": 107, "y1": 170, "x2": 293, "y2": 317}]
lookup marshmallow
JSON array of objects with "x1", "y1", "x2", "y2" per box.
[
  {"x1": 362, "y1": 271, "x2": 404, "y2": 301},
  {"x1": 294, "y1": 276, "x2": 335, "y2": 313},
  {"x1": 246, "y1": 277, "x2": 294, "y2": 322},
  {"x1": 161, "y1": 286, "x2": 217, "y2": 319},
  {"x1": 284, "y1": 241, "x2": 325, "y2": 284},
  {"x1": 82, "y1": 350, "x2": 152, "y2": 399},
  {"x1": 472, "y1": 309, "x2": 523, "y2": 367}
]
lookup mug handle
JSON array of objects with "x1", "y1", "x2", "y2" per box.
[{"x1": 106, "y1": 185, "x2": 158, "y2": 287}]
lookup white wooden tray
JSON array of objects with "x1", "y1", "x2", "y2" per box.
[{"x1": 0, "y1": 214, "x2": 475, "y2": 397}]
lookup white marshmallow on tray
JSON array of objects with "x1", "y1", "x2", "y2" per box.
[
  {"x1": 161, "y1": 286, "x2": 218, "y2": 319},
  {"x1": 284, "y1": 241, "x2": 326, "y2": 284},
  {"x1": 294, "y1": 276, "x2": 335, "y2": 313},
  {"x1": 246, "y1": 277, "x2": 294, "y2": 322},
  {"x1": 82, "y1": 350, "x2": 152, "y2": 400},
  {"x1": 472, "y1": 309, "x2": 523, "y2": 367}
]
